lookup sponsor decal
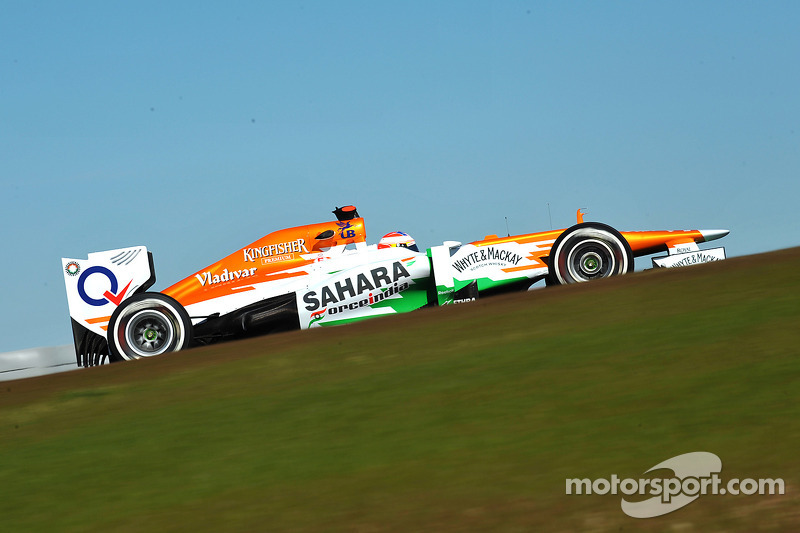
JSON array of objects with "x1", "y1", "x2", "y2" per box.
[
  {"x1": 653, "y1": 248, "x2": 726, "y2": 268},
  {"x1": 260, "y1": 254, "x2": 294, "y2": 265},
  {"x1": 243, "y1": 239, "x2": 308, "y2": 262},
  {"x1": 452, "y1": 246, "x2": 523, "y2": 274},
  {"x1": 310, "y1": 282, "x2": 410, "y2": 324},
  {"x1": 303, "y1": 261, "x2": 411, "y2": 312},
  {"x1": 65, "y1": 261, "x2": 81, "y2": 277},
  {"x1": 671, "y1": 244, "x2": 697, "y2": 255},
  {"x1": 77, "y1": 266, "x2": 132, "y2": 307},
  {"x1": 336, "y1": 221, "x2": 357, "y2": 239},
  {"x1": 196, "y1": 267, "x2": 257, "y2": 287},
  {"x1": 669, "y1": 253, "x2": 719, "y2": 267},
  {"x1": 325, "y1": 282, "x2": 409, "y2": 315}
]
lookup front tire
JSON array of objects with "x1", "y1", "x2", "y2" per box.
[
  {"x1": 108, "y1": 293, "x2": 193, "y2": 361},
  {"x1": 546, "y1": 222, "x2": 634, "y2": 285}
]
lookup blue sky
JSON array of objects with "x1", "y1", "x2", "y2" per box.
[{"x1": 2, "y1": 1, "x2": 798, "y2": 353}]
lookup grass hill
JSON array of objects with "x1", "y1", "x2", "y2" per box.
[{"x1": 2, "y1": 248, "x2": 798, "y2": 532}]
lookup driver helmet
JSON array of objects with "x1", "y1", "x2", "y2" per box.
[{"x1": 378, "y1": 231, "x2": 419, "y2": 252}]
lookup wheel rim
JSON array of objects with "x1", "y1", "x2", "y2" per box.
[
  {"x1": 110, "y1": 295, "x2": 191, "y2": 362},
  {"x1": 125, "y1": 309, "x2": 175, "y2": 357},
  {"x1": 579, "y1": 252, "x2": 603, "y2": 276},
  {"x1": 566, "y1": 239, "x2": 616, "y2": 282}
]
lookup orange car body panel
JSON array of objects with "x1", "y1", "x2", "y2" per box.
[{"x1": 163, "y1": 218, "x2": 367, "y2": 308}]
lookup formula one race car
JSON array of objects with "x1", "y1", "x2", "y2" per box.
[{"x1": 62, "y1": 206, "x2": 728, "y2": 366}]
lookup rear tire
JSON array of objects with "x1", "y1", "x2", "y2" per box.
[
  {"x1": 546, "y1": 222, "x2": 633, "y2": 285},
  {"x1": 108, "y1": 293, "x2": 193, "y2": 361}
]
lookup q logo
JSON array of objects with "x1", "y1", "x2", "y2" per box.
[{"x1": 77, "y1": 266, "x2": 132, "y2": 307}]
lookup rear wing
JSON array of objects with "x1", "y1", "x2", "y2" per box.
[{"x1": 62, "y1": 246, "x2": 156, "y2": 366}]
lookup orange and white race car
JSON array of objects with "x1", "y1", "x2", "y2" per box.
[{"x1": 62, "y1": 206, "x2": 728, "y2": 366}]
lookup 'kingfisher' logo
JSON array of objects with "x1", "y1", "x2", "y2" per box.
[{"x1": 77, "y1": 266, "x2": 132, "y2": 307}]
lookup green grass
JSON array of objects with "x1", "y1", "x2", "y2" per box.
[{"x1": 1, "y1": 249, "x2": 799, "y2": 532}]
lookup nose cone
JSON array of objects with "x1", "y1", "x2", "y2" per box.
[{"x1": 699, "y1": 229, "x2": 730, "y2": 242}]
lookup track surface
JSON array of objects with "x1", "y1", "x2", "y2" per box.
[{"x1": 1, "y1": 248, "x2": 798, "y2": 532}]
